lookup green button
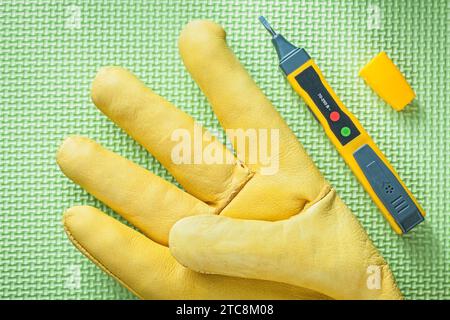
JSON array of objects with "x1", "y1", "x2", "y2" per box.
[{"x1": 341, "y1": 126, "x2": 351, "y2": 137}]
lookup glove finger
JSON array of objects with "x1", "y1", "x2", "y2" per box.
[
  {"x1": 57, "y1": 136, "x2": 214, "y2": 245},
  {"x1": 178, "y1": 20, "x2": 318, "y2": 175},
  {"x1": 91, "y1": 66, "x2": 252, "y2": 209},
  {"x1": 178, "y1": 20, "x2": 327, "y2": 221},
  {"x1": 63, "y1": 205, "x2": 329, "y2": 300},
  {"x1": 170, "y1": 188, "x2": 403, "y2": 300}
]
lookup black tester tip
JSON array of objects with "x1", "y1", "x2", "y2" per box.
[
  {"x1": 259, "y1": 16, "x2": 277, "y2": 36},
  {"x1": 258, "y1": 16, "x2": 299, "y2": 63}
]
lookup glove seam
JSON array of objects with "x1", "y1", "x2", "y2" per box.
[
  {"x1": 215, "y1": 166, "x2": 255, "y2": 214},
  {"x1": 301, "y1": 184, "x2": 333, "y2": 213}
]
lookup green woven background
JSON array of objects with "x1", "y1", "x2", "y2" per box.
[{"x1": 0, "y1": 0, "x2": 448, "y2": 299}]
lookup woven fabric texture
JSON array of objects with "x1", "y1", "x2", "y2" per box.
[{"x1": 0, "y1": 0, "x2": 448, "y2": 299}]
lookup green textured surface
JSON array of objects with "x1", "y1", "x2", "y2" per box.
[{"x1": 0, "y1": 0, "x2": 449, "y2": 299}]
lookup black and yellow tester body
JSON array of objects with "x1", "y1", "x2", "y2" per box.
[{"x1": 259, "y1": 16, "x2": 425, "y2": 234}]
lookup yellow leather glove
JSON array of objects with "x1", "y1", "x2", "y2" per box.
[{"x1": 57, "y1": 20, "x2": 402, "y2": 300}]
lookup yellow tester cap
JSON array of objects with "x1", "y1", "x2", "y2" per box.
[{"x1": 359, "y1": 52, "x2": 415, "y2": 111}]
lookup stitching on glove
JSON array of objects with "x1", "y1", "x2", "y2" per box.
[
  {"x1": 214, "y1": 164, "x2": 255, "y2": 214},
  {"x1": 301, "y1": 184, "x2": 333, "y2": 213}
]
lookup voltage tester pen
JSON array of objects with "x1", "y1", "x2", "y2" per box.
[{"x1": 259, "y1": 16, "x2": 425, "y2": 234}]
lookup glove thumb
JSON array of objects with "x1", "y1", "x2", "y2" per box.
[{"x1": 169, "y1": 187, "x2": 403, "y2": 300}]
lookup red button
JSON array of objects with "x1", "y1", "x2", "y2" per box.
[{"x1": 330, "y1": 111, "x2": 340, "y2": 122}]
